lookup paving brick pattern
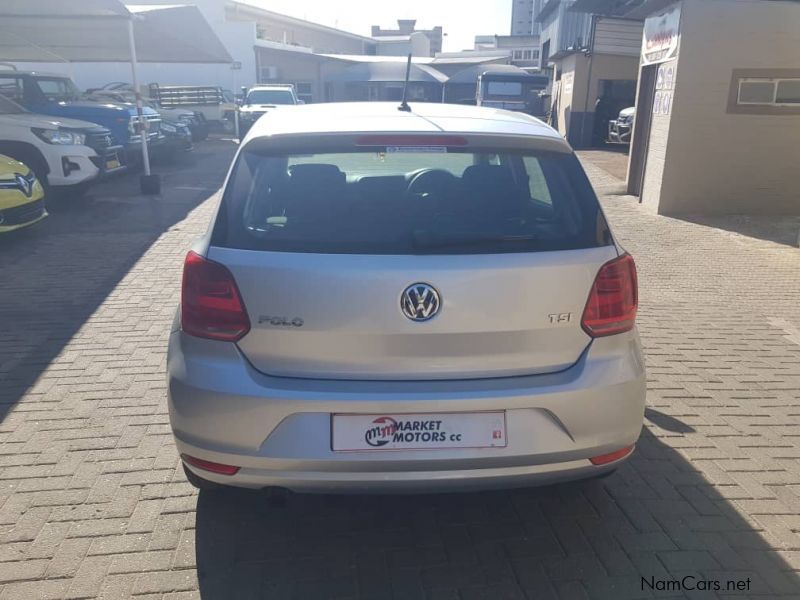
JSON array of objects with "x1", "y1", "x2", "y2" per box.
[{"x1": 1, "y1": 142, "x2": 799, "y2": 599}]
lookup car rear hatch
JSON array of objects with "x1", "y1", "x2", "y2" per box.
[{"x1": 202, "y1": 133, "x2": 618, "y2": 380}]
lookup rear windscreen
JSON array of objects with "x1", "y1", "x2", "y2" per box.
[
  {"x1": 212, "y1": 147, "x2": 611, "y2": 254},
  {"x1": 487, "y1": 82, "x2": 523, "y2": 97}
]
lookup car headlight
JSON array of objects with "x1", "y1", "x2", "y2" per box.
[
  {"x1": 161, "y1": 123, "x2": 177, "y2": 133},
  {"x1": 178, "y1": 114, "x2": 194, "y2": 124},
  {"x1": 32, "y1": 128, "x2": 86, "y2": 145}
]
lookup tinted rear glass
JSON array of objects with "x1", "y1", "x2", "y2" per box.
[
  {"x1": 245, "y1": 90, "x2": 295, "y2": 105},
  {"x1": 213, "y1": 146, "x2": 611, "y2": 254}
]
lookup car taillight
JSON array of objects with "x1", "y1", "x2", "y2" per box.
[
  {"x1": 590, "y1": 445, "x2": 634, "y2": 465},
  {"x1": 355, "y1": 135, "x2": 468, "y2": 147},
  {"x1": 581, "y1": 254, "x2": 638, "y2": 337},
  {"x1": 181, "y1": 251, "x2": 250, "y2": 342},
  {"x1": 181, "y1": 454, "x2": 240, "y2": 475}
]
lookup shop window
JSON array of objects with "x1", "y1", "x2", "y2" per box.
[
  {"x1": 776, "y1": 80, "x2": 800, "y2": 104},
  {"x1": 523, "y1": 50, "x2": 532, "y2": 60},
  {"x1": 737, "y1": 78, "x2": 800, "y2": 106},
  {"x1": 513, "y1": 50, "x2": 524, "y2": 60}
]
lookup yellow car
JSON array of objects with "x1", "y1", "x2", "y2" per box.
[{"x1": 0, "y1": 154, "x2": 46, "y2": 233}]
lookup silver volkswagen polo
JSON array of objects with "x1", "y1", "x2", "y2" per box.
[{"x1": 167, "y1": 102, "x2": 646, "y2": 493}]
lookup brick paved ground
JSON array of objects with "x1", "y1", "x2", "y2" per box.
[
  {"x1": 576, "y1": 149, "x2": 630, "y2": 182},
  {"x1": 1, "y1": 141, "x2": 799, "y2": 599}
]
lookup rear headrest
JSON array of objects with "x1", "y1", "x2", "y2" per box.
[
  {"x1": 461, "y1": 164, "x2": 516, "y2": 188},
  {"x1": 461, "y1": 164, "x2": 524, "y2": 211},
  {"x1": 288, "y1": 163, "x2": 345, "y2": 188}
]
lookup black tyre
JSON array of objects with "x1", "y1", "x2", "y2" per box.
[{"x1": 191, "y1": 122, "x2": 210, "y2": 142}]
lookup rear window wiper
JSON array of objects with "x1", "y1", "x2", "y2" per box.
[{"x1": 412, "y1": 231, "x2": 538, "y2": 250}]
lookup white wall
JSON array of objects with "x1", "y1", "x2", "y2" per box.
[
  {"x1": 641, "y1": 58, "x2": 677, "y2": 211},
  {"x1": 648, "y1": 0, "x2": 800, "y2": 215}
]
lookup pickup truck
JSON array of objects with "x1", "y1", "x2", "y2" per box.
[
  {"x1": 0, "y1": 69, "x2": 164, "y2": 164},
  {"x1": 237, "y1": 84, "x2": 300, "y2": 134},
  {"x1": 607, "y1": 107, "x2": 635, "y2": 145},
  {"x1": 147, "y1": 83, "x2": 223, "y2": 134},
  {"x1": 0, "y1": 92, "x2": 125, "y2": 196},
  {"x1": 85, "y1": 83, "x2": 208, "y2": 143}
]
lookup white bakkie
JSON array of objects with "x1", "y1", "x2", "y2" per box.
[
  {"x1": 0, "y1": 93, "x2": 123, "y2": 193},
  {"x1": 237, "y1": 84, "x2": 299, "y2": 133}
]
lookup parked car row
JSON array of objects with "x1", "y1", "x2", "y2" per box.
[
  {"x1": 0, "y1": 66, "x2": 216, "y2": 231},
  {"x1": 0, "y1": 93, "x2": 123, "y2": 198}
]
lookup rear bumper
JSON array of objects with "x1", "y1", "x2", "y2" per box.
[
  {"x1": 168, "y1": 330, "x2": 646, "y2": 493},
  {"x1": 179, "y1": 449, "x2": 627, "y2": 493}
]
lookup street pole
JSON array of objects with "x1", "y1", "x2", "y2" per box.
[{"x1": 127, "y1": 17, "x2": 159, "y2": 193}]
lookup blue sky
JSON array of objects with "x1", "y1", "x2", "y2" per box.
[{"x1": 248, "y1": 0, "x2": 512, "y2": 52}]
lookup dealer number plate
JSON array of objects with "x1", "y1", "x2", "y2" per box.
[{"x1": 332, "y1": 412, "x2": 507, "y2": 451}]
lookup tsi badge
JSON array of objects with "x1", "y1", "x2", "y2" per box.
[{"x1": 549, "y1": 312, "x2": 572, "y2": 324}]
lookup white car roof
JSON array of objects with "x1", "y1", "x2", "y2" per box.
[{"x1": 244, "y1": 102, "x2": 567, "y2": 148}]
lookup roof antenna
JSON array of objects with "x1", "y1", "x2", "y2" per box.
[{"x1": 398, "y1": 53, "x2": 412, "y2": 112}]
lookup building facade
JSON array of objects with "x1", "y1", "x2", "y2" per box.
[
  {"x1": 371, "y1": 20, "x2": 443, "y2": 56},
  {"x1": 627, "y1": 0, "x2": 800, "y2": 215},
  {"x1": 537, "y1": 0, "x2": 594, "y2": 67},
  {"x1": 511, "y1": 0, "x2": 546, "y2": 35},
  {"x1": 535, "y1": 0, "x2": 644, "y2": 147},
  {"x1": 473, "y1": 35, "x2": 541, "y2": 71}
]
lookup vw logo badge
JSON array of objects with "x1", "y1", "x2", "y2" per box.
[{"x1": 400, "y1": 283, "x2": 441, "y2": 322}]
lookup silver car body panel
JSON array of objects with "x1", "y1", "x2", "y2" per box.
[
  {"x1": 212, "y1": 245, "x2": 618, "y2": 380},
  {"x1": 168, "y1": 329, "x2": 645, "y2": 492}
]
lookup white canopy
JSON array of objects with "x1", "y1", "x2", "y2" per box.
[
  {"x1": 0, "y1": 0, "x2": 229, "y2": 190},
  {"x1": 0, "y1": 1, "x2": 232, "y2": 64}
]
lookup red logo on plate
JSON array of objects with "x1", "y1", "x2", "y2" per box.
[{"x1": 365, "y1": 417, "x2": 398, "y2": 447}]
